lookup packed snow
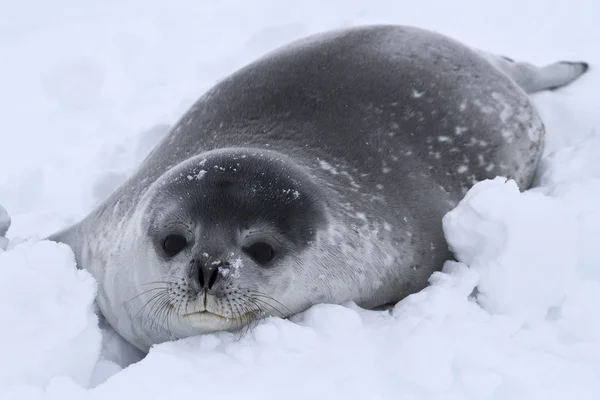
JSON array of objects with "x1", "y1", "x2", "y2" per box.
[
  {"x1": 0, "y1": 241, "x2": 100, "y2": 389},
  {"x1": 1, "y1": 0, "x2": 599, "y2": 399}
]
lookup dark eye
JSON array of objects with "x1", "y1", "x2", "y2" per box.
[
  {"x1": 244, "y1": 242, "x2": 275, "y2": 265},
  {"x1": 162, "y1": 234, "x2": 187, "y2": 257}
]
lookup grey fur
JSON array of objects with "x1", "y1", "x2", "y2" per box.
[{"x1": 48, "y1": 25, "x2": 588, "y2": 352}]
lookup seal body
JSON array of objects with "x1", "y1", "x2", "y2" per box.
[{"x1": 50, "y1": 25, "x2": 570, "y2": 352}]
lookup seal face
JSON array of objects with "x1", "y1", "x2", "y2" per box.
[
  {"x1": 48, "y1": 25, "x2": 586, "y2": 352},
  {"x1": 109, "y1": 149, "x2": 329, "y2": 344},
  {"x1": 88, "y1": 148, "x2": 340, "y2": 348}
]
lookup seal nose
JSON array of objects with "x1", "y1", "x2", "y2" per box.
[{"x1": 197, "y1": 260, "x2": 228, "y2": 290}]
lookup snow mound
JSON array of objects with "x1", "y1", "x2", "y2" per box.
[
  {"x1": 536, "y1": 133, "x2": 600, "y2": 283},
  {"x1": 443, "y1": 177, "x2": 578, "y2": 322},
  {"x1": 0, "y1": 240, "x2": 101, "y2": 393}
]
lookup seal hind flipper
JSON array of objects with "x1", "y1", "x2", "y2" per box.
[
  {"x1": 482, "y1": 52, "x2": 589, "y2": 93},
  {"x1": 546, "y1": 61, "x2": 589, "y2": 90}
]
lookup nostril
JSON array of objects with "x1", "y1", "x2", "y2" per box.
[
  {"x1": 194, "y1": 260, "x2": 225, "y2": 290},
  {"x1": 198, "y1": 268, "x2": 205, "y2": 288},
  {"x1": 207, "y1": 268, "x2": 219, "y2": 290}
]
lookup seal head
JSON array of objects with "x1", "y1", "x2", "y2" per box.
[{"x1": 108, "y1": 148, "x2": 329, "y2": 348}]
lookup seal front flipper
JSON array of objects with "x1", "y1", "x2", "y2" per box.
[
  {"x1": 481, "y1": 51, "x2": 589, "y2": 93},
  {"x1": 45, "y1": 223, "x2": 83, "y2": 268}
]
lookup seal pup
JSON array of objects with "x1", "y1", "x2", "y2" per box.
[{"x1": 48, "y1": 25, "x2": 588, "y2": 352}]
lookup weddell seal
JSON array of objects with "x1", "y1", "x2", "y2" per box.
[{"x1": 48, "y1": 25, "x2": 588, "y2": 352}]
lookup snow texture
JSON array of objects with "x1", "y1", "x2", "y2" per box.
[
  {"x1": 0, "y1": 240, "x2": 101, "y2": 390},
  {"x1": 1, "y1": 0, "x2": 599, "y2": 399}
]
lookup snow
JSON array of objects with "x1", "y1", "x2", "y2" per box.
[
  {"x1": 1, "y1": 0, "x2": 599, "y2": 399},
  {"x1": 443, "y1": 177, "x2": 579, "y2": 322},
  {"x1": 0, "y1": 240, "x2": 100, "y2": 390}
]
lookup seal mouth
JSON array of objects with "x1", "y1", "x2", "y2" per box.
[
  {"x1": 183, "y1": 310, "x2": 256, "y2": 328},
  {"x1": 183, "y1": 310, "x2": 230, "y2": 319}
]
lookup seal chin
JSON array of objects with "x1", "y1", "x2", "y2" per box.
[{"x1": 183, "y1": 311, "x2": 255, "y2": 331}]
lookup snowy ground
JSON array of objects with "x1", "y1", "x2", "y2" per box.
[{"x1": 1, "y1": 0, "x2": 600, "y2": 399}]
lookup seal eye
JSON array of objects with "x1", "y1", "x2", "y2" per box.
[
  {"x1": 244, "y1": 242, "x2": 275, "y2": 265},
  {"x1": 162, "y1": 234, "x2": 187, "y2": 257}
]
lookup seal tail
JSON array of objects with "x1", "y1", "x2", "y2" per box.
[{"x1": 481, "y1": 52, "x2": 589, "y2": 94}]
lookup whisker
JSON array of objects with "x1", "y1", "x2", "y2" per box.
[
  {"x1": 133, "y1": 291, "x2": 168, "y2": 320},
  {"x1": 135, "y1": 278, "x2": 184, "y2": 287},
  {"x1": 159, "y1": 300, "x2": 174, "y2": 339},
  {"x1": 123, "y1": 287, "x2": 168, "y2": 305},
  {"x1": 247, "y1": 291, "x2": 293, "y2": 315},
  {"x1": 149, "y1": 296, "x2": 170, "y2": 333},
  {"x1": 144, "y1": 293, "x2": 169, "y2": 327},
  {"x1": 123, "y1": 275, "x2": 294, "y2": 342},
  {"x1": 239, "y1": 301, "x2": 261, "y2": 337},
  {"x1": 246, "y1": 297, "x2": 282, "y2": 318},
  {"x1": 232, "y1": 301, "x2": 250, "y2": 341}
]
